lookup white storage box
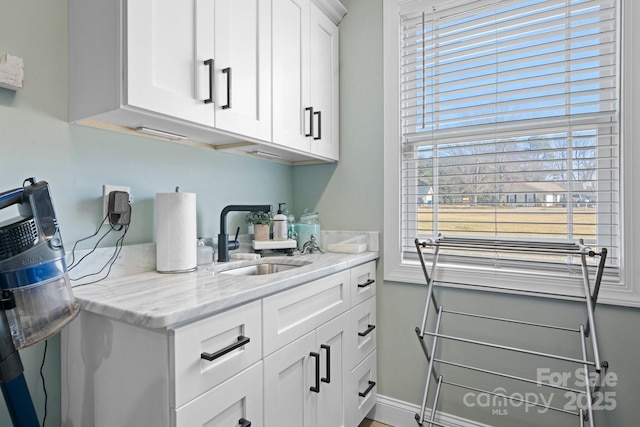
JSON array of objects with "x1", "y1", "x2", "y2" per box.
[{"x1": 322, "y1": 232, "x2": 368, "y2": 254}]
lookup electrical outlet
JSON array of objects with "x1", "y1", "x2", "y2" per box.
[{"x1": 102, "y1": 185, "x2": 130, "y2": 224}]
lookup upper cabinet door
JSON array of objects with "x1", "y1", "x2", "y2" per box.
[
  {"x1": 127, "y1": 0, "x2": 215, "y2": 127},
  {"x1": 272, "y1": 0, "x2": 311, "y2": 153},
  {"x1": 309, "y1": 3, "x2": 339, "y2": 161},
  {"x1": 213, "y1": 0, "x2": 272, "y2": 141}
]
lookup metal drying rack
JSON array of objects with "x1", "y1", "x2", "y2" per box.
[{"x1": 413, "y1": 236, "x2": 609, "y2": 427}]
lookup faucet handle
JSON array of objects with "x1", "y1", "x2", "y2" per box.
[
  {"x1": 229, "y1": 226, "x2": 240, "y2": 251},
  {"x1": 301, "y1": 234, "x2": 324, "y2": 255}
]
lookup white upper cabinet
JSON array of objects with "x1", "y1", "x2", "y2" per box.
[
  {"x1": 200, "y1": 0, "x2": 272, "y2": 141},
  {"x1": 127, "y1": 0, "x2": 213, "y2": 127},
  {"x1": 309, "y1": 3, "x2": 339, "y2": 160},
  {"x1": 272, "y1": 0, "x2": 311, "y2": 153},
  {"x1": 271, "y1": 0, "x2": 342, "y2": 161},
  {"x1": 128, "y1": 0, "x2": 272, "y2": 140},
  {"x1": 69, "y1": 0, "x2": 344, "y2": 163},
  {"x1": 70, "y1": 0, "x2": 270, "y2": 141}
]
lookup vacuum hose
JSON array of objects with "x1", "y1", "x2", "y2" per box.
[{"x1": 0, "y1": 294, "x2": 39, "y2": 427}]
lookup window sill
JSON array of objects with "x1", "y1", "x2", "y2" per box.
[{"x1": 384, "y1": 259, "x2": 640, "y2": 308}]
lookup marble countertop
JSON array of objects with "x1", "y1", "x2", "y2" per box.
[{"x1": 70, "y1": 251, "x2": 379, "y2": 329}]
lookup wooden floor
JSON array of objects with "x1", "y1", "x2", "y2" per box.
[{"x1": 358, "y1": 419, "x2": 393, "y2": 427}]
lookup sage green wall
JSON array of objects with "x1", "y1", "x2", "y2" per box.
[
  {"x1": 3, "y1": 0, "x2": 639, "y2": 426},
  {"x1": 0, "y1": 1, "x2": 292, "y2": 425},
  {"x1": 292, "y1": 0, "x2": 383, "y2": 230},
  {"x1": 294, "y1": 0, "x2": 640, "y2": 426}
]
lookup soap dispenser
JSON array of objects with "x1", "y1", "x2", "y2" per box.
[{"x1": 273, "y1": 203, "x2": 288, "y2": 241}]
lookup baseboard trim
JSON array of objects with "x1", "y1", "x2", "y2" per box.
[{"x1": 367, "y1": 395, "x2": 492, "y2": 427}]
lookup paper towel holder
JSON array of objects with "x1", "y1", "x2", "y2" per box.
[{"x1": 155, "y1": 187, "x2": 198, "y2": 273}]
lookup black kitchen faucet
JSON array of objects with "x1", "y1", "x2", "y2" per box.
[{"x1": 217, "y1": 204, "x2": 272, "y2": 262}]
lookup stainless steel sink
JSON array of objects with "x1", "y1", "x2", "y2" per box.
[{"x1": 220, "y1": 260, "x2": 312, "y2": 276}]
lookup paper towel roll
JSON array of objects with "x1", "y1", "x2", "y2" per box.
[{"x1": 155, "y1": 190, "x2": 197, "y2": 273}]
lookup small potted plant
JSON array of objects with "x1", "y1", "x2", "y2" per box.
[{"x1": 245, "y1": 210, "x2": 273, "y2": 241}]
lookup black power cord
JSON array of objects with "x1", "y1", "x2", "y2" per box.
[
  {"x1": 68, "y1": 204, "x2": 132, "y2": 287},
  {"x1": 71, "y1": 224, "x2": 129, "y2": 286},
  {"x1": 67, "y1": 213, "x2": 111, "y2": 270},
  {"x1": 40, "y1": 340, "x2": 48, "y2": 427}
]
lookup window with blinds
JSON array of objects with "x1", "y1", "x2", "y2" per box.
[{"x1": 401, "y1": 0, "x2": 620, "y2": 268}]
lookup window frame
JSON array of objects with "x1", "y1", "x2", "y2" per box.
[{"x1": 383, "y1": 0, "x2": 640, "y2": 307}]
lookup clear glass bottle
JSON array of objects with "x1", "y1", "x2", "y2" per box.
[
  {"x1": 287, "y1": 210, "x2": 296, "y2": 240},
  {"x1": 295, "y1": 209, "x2": 321, "y2": 250},
  {"x1": 197, "y1": 238, "x2": 214, "y2": 267}
]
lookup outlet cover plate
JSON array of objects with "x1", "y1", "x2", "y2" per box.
[{"x1": 103, "y1": 185, "x2": 130, "y2": 224}]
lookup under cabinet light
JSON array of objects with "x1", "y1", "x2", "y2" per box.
[
  {"x1": 135, "y1": 127, "x2": 187, "y2": 140},
  {"x1": 252, "y1": 151, "x2": 282, "y2": 159}
]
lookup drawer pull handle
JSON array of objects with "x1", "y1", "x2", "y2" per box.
[
  {"x1": 310, "y1": 351, "x2": 321, "y2": 393},
  {"x1": 204, "y1": 59, "x2": 213, "y2": 104},
  {"x1": 321, "y1": 344, "x2": 331, "y2": 384},
  {"x1": 313, "y1": 110, "x2": 322, "y2": 140},
  {"x1": 359, "y1": 380, "x2": 376, "y2": 398},
  {"x1": 201, "y1": 335, "x2": 250, "y2": 362},
  {"x1": 239, "y1": 418, "x2": 251, "y2": 427},
  {"x1": 358, "y1": 279, "x2": 375, "y2": 288},
  {"x1": 222, "y1": 67, "x2": 232, "y2": 109},
  {"x1": 305, "y1": 107, "x2": 314, "y2": 137},
  {"x1": 358, "y1": 324, "x2": 376, "y2": 337}
]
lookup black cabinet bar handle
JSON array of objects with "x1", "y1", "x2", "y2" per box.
[
  {"x1": 359, "y1": 380, "x2": 376, "y2": 398},
  {"x1": 358, "y1": 279, "x2": 375, "y2": 289},
  {"x1": 238, "y1": 418, "x2": 251, "y2": 427},
  {"x1": 222, "y1": 67, "x2": 232, "y2": 109},
  {"x1": 305, "y1": 107, "x2": 314, "y2": 137},
  {"x1": 201, "y1": 335, "x2": 250, "y2": 361},
  {"x1": 204, "y1": 59, "x2": 214, "y2": 104},
  {"x1": 313, "y1": 110, "x2": 322, "y2": 140},
  {"x1": 321, "y1": 344, "x2": 331, "y2": 384},
  {"x1": 310, "y1": 351, "x2": 320, "y2": 393},
  {"x1": 358, "y1": 324, "x2": 376, "y2": 337}
]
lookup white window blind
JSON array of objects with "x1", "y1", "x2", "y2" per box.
[{"x1": 401, "y1": 0, "x2": 620, "y2": 269}]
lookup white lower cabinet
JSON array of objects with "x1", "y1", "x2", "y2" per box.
[
  {"x1": 348, "y1": 350, "x2": 378, "y2": 427},
  {"x1": 264, "y1": 331, "x2": 318, "y2": 427},
  {"x1": 174, "y1": 362, "x2": 263, "y2": 426},
  {"x1": 317, "y1": 313, "x2": 348, "y2": 427},
  {"x1": 264, "y1": 312, "x2": 348, "y2": 427},
  {"x1": 349, "y1": 295, "x2": 377, "y2": 371},
  {"x1": 61, "y1": 260, "x2": 377, "y2": 427},
  {"x1": 171, "y1": 300, "x2": 262, "y2": 407},
  {"x1": 263, "y1": 262, "x2": 377, "y2": 427}
]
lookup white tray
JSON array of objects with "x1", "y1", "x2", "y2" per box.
[{"x1": 252, "y1": 239, "x2": 297, "y2": 250}]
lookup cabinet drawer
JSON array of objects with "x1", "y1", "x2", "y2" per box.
[
  {"x1": 263, "y1": 270, "x2": 350, "y2": 356},
  {"x1": 348, "y1": 350, "x2": 377, "y2": 427},
  {"x1": 173, "y1": 362, "x2": 263, "y2": 427},
  {"x1": 171, "y1": 300, "x2": 262, "y2": 407},
  {"x1": 350, "y1": 261, "x2": 376, "y2": 306},
  {"x1": 349, "y1": 296, "x2": 376, "y2": 370}
]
